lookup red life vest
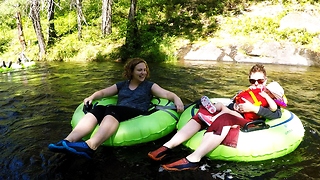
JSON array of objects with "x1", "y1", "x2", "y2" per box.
[{"x1": 235, "y1": 88, "x2": 269, "y2": 120}]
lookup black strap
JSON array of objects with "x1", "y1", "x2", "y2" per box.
[
  {"x1": 241, "y1": 119, "x2": 270, "y2": 132},
  {"x1": 82, "y1": 102, "x2": 98, "y2": 114},
  {"x1": 152, "y1": 98, "x2": 201, "y2": 111}
]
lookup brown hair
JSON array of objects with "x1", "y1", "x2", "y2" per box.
[
  {"x1": 123, "y1": 58, "x2": 150, "y2": 79},
  {"x1": 249, "y1": 64, "x2": 266, "y2": 77}
]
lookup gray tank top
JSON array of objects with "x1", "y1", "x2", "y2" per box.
[{"x1": 116, "y1": 80, "x2": 154, "y2": 112}]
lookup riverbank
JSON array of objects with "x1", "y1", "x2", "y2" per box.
[
  {"x1": 1, "y1": 1, "x2": 319, "y2": 66},
  {"x1": 178, "y1": 2, "x2": 320, "y2": 66},
  {"x1": 179, "y1": 39, "x2": 320, "y2": 66}
]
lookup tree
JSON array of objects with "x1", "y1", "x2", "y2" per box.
[
  {"x1": 74, "y1": 0, "x2": 87, "y2": 40},
  {"x1": 122, "y1": 0, "x2": 138, "y2": 59},
  {"x1": 30, "y1": 0, "x2": 46, "y2": 60},
  {"x1": 15, "y1": 11, "x2": 27, "y2": 52},
  {"x1": 101, "y1": 0, "x2": 112, "y2": 36},
  {"x1": 47, "y1": 0, "x2": 58, "y2": 45},
  {"x1": 128, "y1": 0, "x2": 137, "y2": 23}
]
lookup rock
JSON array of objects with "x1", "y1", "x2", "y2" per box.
[
  {"x1": 181, "y1": 3, "x2": 320, "y2": 66},
  {"x1": 184, "y1": 43, "x2": 232, "y2": 61},
  {"x1": 182, "y1": 41, "x2": 317, "y2": 66},
  {"x1": 279, "y1": 12, "x2": 320, "y2": 33}
]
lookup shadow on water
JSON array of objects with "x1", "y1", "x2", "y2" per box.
[{"x1": 0, "y1": 61, "x2": 319, "y2": 179}]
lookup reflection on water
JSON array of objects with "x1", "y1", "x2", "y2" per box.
[{"x1": 0, "y1": 61, "x2": 319, "y2": 179}]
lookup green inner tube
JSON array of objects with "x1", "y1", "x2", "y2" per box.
[
  {"x1": 71, "y1": 96, "x2": 180, "y2": 146},
  {"x1": 0, "y1": 61, "x2": 36, "y2": 73},
  {"x1": 177, "y1": 98, "x2": 305, "y2": 162}
]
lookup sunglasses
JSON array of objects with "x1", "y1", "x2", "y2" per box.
[{"x1": 249, "y1": 79, "x2": 265, "y2": 84}]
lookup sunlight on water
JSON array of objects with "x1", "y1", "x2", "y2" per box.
[{"x1": 0, "y1": 61, "x2": 319, "y2": 179}]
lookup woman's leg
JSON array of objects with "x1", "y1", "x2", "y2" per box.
[
  {"x1": 214, "y1": 102, "x2": 225, "y2": 112},
  {"x1": 65, "y1": 113, "x2": 98, "y2": 142},
  {"x1": 86, "y1": 115, "x2": 119, "y2": 150},
  {"x1": 164, "y1": 119, "x2": 202, "y2": 149},
  {"x1": 220, "y1": 106, "x2": 243, "y2": 118},
  {"x1": 161, "y1": 126, "x2": 232, "y2": 171},
  {"x1": 148, "y1": 119, "x2": 202, "y2": 161},
  {"x1": 186, "y1": 126, "x2": 231, "y2": 162}
]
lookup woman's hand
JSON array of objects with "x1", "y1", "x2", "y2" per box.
[
  {"x1": 174, "y1": 99, "x2": 184, "y2": 113},
  {"x1": 83, "y1": 97, "x2": 93, "y2": 105},
  {"x1": 259, "y1": 91, "x2": 269, "y2": 99},
  {"x1": 238, "y1": 97, "x2": 260, "y2": 113}
]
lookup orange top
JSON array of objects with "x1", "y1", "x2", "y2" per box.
[{"x1": 235, "y1": 88, "x2": 269, "y2": 120}]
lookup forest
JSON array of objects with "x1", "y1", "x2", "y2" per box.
[{"x1": 0, "y1": 0, "x2": 319, "y2": 62}]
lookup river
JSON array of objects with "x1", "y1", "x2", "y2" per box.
[{"x1": 0, "y1": 61, "x2": 319, "y2": 180}]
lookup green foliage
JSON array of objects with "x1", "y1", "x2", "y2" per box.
[
  {"x1": 0, "y1": 0, "x2": 319, "y2": 62},
  {"x1": 227, "y1": 16, "x2": 280, "y2": 38},
  {"x1": 54, "y1": 11, "x2": 78, "y2": 36},
  {"x1": 219, "y1": 3, "x2": 320, "y2": 51},
  {"x1": 0, "y1": 0, "x2": 29, "y2": 16},
  {"x1": 119, "y1": 0, "x2": 221, "y2": 61},
  {"x1": 0, "y1": 26, "x2": 13, "y2": 53},
  {"x1": 282, "y1": 0, "x2": 318, "y2": 5},
  {"x1": 278, "y1": 29, "x2": 315, "y2": 45},
  {"x1": 48, "y1": 34, "x2": 80, "y2": 61}
]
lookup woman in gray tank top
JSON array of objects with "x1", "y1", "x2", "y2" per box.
[{"x1": 48, "y1": 58, "x2": 184, "y2": 159}]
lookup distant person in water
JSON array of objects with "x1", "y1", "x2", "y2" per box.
[
  {"x1": 17, "y1": 52, "x2": 31, "y2": 65},
  {"x1": 1, "y1": 52, "x2": 31, "y2": 69},
  {"x1": 1, "y1": 61, "x2": 12, "y2": 68},
  {"x1": 48, "y1": 58, "x2": 184, "y2": 159}
]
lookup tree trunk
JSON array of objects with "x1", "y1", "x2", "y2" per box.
[
  {"x1": 123, "y1": 0, "x2": 138, "y2": 59},
  {"x1": 128, "y1": 0, "x2": 137, "y2": 22},
  {"x1": 30, "y1": 0, "x2": 46, "y2": 60},
  {"x1": 15, "y1": 12, "x2": 27, "y2": 52},
  {"x1": 75, "y1": 0, "x2": 87, "y2": 40},
  {"x1": 101, "y1": 0, "x2": 112, "y2": 36},
  {"x1": 47, "y1": 0, "x2": 57, "y2": 45}
]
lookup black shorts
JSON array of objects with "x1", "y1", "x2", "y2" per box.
[{"x1": 89, "y1": 105, "x2": 144, "y2": 124}]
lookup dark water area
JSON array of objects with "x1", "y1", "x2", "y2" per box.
[{"x1": 0, "y1": 61, "x2": 319, "y2": 180}]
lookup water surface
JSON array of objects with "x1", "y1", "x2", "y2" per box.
[{"x1": 0, "y1": 61, "x2": 319, "y2": 180}]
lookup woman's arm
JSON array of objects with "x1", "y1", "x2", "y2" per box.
[
  {"x1": 259, "y1": 91, "x2": 277, "y2": 112},
  {"x1": 151, "y1": 83, "x2": 184, "y2": 112},
  {"x1": 83, "y1": 84, "x2": 118, "y2": 105},
  {"x1": 257, "y1": 106, "x2": 282, "y2": 119},
  {"x1": 240, "y1": 97, "x2": 282, "y2": 120}
]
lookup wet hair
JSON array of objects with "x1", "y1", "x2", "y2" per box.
[
  {"x1": 249, "y1": 64, "x2": 266, "y2": 77},
  {"x1": 123, "y1": 58, "x2": 150, "y2": 80}
]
